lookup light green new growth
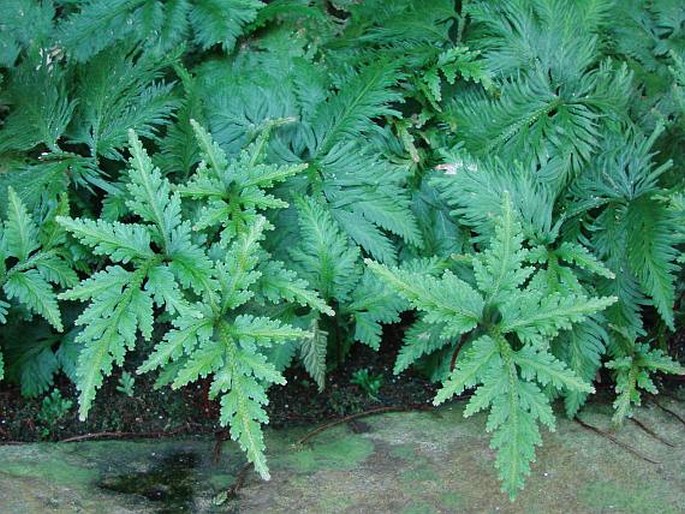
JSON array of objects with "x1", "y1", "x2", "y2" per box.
[
  {"x1": 607, "y1": 341, "x2": 685, "y2": 425},
  {"x1": 58, "y1": 126, "x2": 330, "y2": 479},
  {"x1": 369, "y1": 197, "x2": 616, "y2": 498}
]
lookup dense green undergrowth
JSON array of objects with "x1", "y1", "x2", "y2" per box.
[{"x1": 1, "y1": 0, "x2": 684, "y2": 499}]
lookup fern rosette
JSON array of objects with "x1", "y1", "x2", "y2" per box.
[
  {"x1": 369, "y1": 198, "x2": 617, "y2": 498},
  {"x1": 57, "y1": 126, "x2": 331, "y2": 479}
]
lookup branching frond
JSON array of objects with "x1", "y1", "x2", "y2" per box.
[
  {"x1": 312, "y1": 60, "x2": 404, "y2": 156},
  {"x1": 607, "y1": 342, "x2": 685, "y2": 425},
  {"x1": 68, "y1": 46, "x2": 180, "y2": 160},
  {"x1": 367, "y1": 260, "x2": 483, "y2": 340}
]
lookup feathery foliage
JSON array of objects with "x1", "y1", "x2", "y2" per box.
[
  {"x1": 1, "y1": 0, "x2": 684, "y2": 501},
  {"x1": 57, "y1": 126, "x2": 327, "y2": 478},
  {"x1": 0, "y1": 188, "x2": 77, "y2": 394},
  {"x1": 369, "y1": 198, "x2": 616, "y2": 498}
]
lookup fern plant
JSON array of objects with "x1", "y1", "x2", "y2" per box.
[
  {"x1": 56, "y1": 0, "x2": 264, "y2": 61},
  {"x1": 57, "y1": 125, "x2": 330, "y2": 478},
  {"x1": 368, "y1": 198, "x2": 617, "y2": 498},
  {"x1": 0, "y1": 0, "x2": 290, "y2": 409},
  {"x1": 1, "y1": 0, "x2": 268, "y2": 209},
  {"x1": 0, "y1": 188, "x2": 77, "y2": 387},
  {"x1": 432, "y1": 0, "x2": 685, "y2": 423},
  {"x1": 1, "y1": 0, "x2": 684, "y2": 501},
  {"x1": 190, "y1": 3, "x2": 450, "y2": 369}
]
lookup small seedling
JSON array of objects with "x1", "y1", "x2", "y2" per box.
[
  {"x1": 350, "y1": 369, "x2": 383, "y2": 400},
  {"x1": 116, "y1": 371, "x2": 136, "y2": 398},
  {"x1": 37, "y1": 389, "x2": 73, "y2": 438}
]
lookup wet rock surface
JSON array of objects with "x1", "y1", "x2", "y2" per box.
[{"x1": 1, "y1": 397, "x2": 683, "y2": 513}]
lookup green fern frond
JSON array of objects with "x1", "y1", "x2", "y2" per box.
[
  {"x1": 126, "y1": 130, "x2": 182, "y2": 243},
  {"x1": 0, "y1": 62, "x2": 76, "y2": 154},
  {"x1": 56, "y1": 218, "x2": 154, "y2": 263},
  {"x1": 488, "y1": 377, "x2": 543, "y2": 497},
  {"x1": 436, "y1": 331, "x2": 593, "y2": 498},
  {"x1": 0, "y1": 0, "x2": 55, "y2": 67},
  {"x1": 375, "y1": 197, "x2": 613, "y2": 498},
  {"x1": 231, "y1": 314, "x2": 306, "y2": 347},
  {"x1": 258, "y1": 261, "x2": 333, "y2": 316},
  {"x1": 347, "y1": 269, "x2": 407, "y2": 350},
  {"x1": 59, "y1": 266, "x2": 129, "y2": 302},
  {"x1": 367, "y1": 260, "x2": 484, "y2": 340},
  {"x1": 188, "y1": 0, "x2": 263, "y2": 51},
  {"x1": 586, "y1": 206, "x2": 647, "y2": 338},
  {"x1": 53, "y1": 126, "x2": 321, "y2": 481},
  {"x1": 218, "y1": 373, "x2": 271, "y2": 479},
  {"x1": 216, "y1": 215, "x2": 267, "y2": 310},
  {"x1": 607, "y1": 342, "x2": 685, "y2": 425},
  {"x1": 332, "y1": 208, "x2": 396, "y2": 265},
  {"x1": 300, "y1": 318, "x2": 328, "y2": 391},
  {"x1": 313, "y1": 60, "x2": 405, "y2": 156},
  {"x1": 500, "y1": 292, "x2": 617, "y2": 345},
  {"x1": 138, "y1": 310, "x2": 214, "y2": 374},
  {"x1": 321, "y1": 143, "x2": 422, "y2": 259},
  {"x1": 555, "y1": 241, "x2": 615, "y2": 279},
  {"x1": 291, "y1": 197, "x2": 361, "y2": 301},
  {"x1": 171, "y1": 314, "x2": 300, "y2": 479},
  {"x1": 68, "y1": 46, "x2": 180, "y2": 160},
  {"x1": 552, "y1": 317, "x2": 608, "y2": 417},
  {"x1": 156, "y1": 65, "x2": 203, "y2": 176},
  {"x1": 433, "y1": 334, "x2": 500, "y2": 404},
  {"x1": 514, "y1": 345, "x2": 595, "y2": 393},
  {"x1": 393, "y1": 318, "x2": 451, "y2": 375},
  {"x1": 0, "y1": 188, "x2": 71, "y2": 332},
  {"x1": 468, "y1": 0, "x2": 609, "y2": 79},
  {"x1": 573, "y1": 129, "x2": 682, "y2": 332},
  {"x1": 56, "y1": 130, "x2": 201, "y2": 419},
  {"x1": 145, "y1": 264, "x2": 197, "y2": 316},
  {"x1": 410, "y1": 181, "x2": 465, "y2": 259},
  {"x1": 188, "y1": 118, "x2": 230, "y2": 174},
  {"x1": 58, "y1": 0, "x2": 263, "y2": 60},
  {"x1": 0, "y1": 160, "x2": 71, "y2": 213},
  {"x1": 179, "y1": 120, "x2": 306, "y2": 239},
  {"x1": 430, "y1": 155, "x2": 558, "y2": 243},
  {"x1": 345, "y1": 186, "x2": 422, "y2": 250},
  {"x1": 473, "y1": 194, "x2": 532, "y2": 303},
  {"x1": 69, "y1": 268, "x2": 153, "y2": 419},
  {"x1": 4, "y1": 270, "x2": 63, "y2": 332},
  {"x1": 345, "y1": 0, "x2": 456, "y2": 49},
  {"x1": 0, "y1": 300, "x2": 8, "y2": 324},
  {"x1": 452, "y1": 1, "x2": 633, "y2": 185},
  {"x1": 5, "y1": 187, "x2": 39, "y2": 261},
  {"x1": 625, "y1": 197, "x2": 680, "y2": 330},
  {"x1": 57, "y1": 0, "x2": 149, "y2": 62}
]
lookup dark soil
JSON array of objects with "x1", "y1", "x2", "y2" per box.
[
  {"x1": 2, "y1": 320, "x2": 683, "y2": 444},
  {"x1": 0, "y1": 327, "x2": 438, "y2": 443}
]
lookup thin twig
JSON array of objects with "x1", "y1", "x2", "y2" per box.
[
  {"x1": 296, "y1": 404, "x2": 433, "y2": 446},
  {"x1": 58, "y1": 425, "x2": 188, "y2": 443},
  {"x1": 574, "y1": 417, "x2": 659, "y2": 465},
  {"x1": 213, "y1": 429, "x2": 228, "y2": 464},
  {"x1": 629, "y1": 417, "x2": 675, "y2": 448},
  {"x1": 449, "y1": 337, "x2": 466, "y2": 373},
  {"x1": 226, "y1": 462, "x2": 252, "y2": 499}
]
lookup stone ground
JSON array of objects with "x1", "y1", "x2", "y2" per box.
[{"x1": 1, "y1": 396, "x2": 683, "y2": 513}]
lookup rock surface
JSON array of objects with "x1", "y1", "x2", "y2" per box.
[{"x1": 1, "y1": 397, "x2": 684, "y2": 513}]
